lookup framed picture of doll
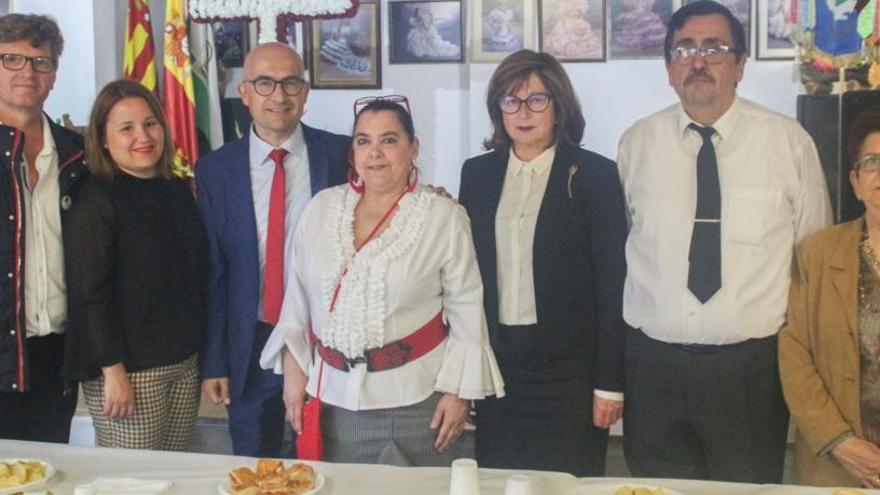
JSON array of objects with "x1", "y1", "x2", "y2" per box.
[
  {"x1": 756, "y1": 0, "x2": 796, "y2": 60},
  {"x1": 608, "y1": 0, "x2": 675, "y2": 59},
  {"x1": 472, "y1": 0, "x2": 536, "y2": 62},
  {"x1": 390, "y1": 0, "x2": 464, "y2": 64},
  {"x1": 538, "y1": 0, "x2": 606, "y2": 62},
  {"x1": 306, "y1": 0, "x2": 382, "y2": 89}
]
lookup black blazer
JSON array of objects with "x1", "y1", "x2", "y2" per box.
[{"x1": 458, "y1": 143, "x2": 628, "y2": 392}]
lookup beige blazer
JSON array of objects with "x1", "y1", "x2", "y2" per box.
[{"x1": 779, "y1": 218, "x2": 864, "y2": 487}]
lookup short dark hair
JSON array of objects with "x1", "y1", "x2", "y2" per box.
[
  {"x1": 0, "y1": 14, "x2": 63, "y2": 59},
  {"x1": 483, "y1": 49, "x2": 585, "y2": 153},
  {"x1": 352, "y1": 99, "x2": 416, "y2": 142},
  {"x1": 86, "y1": 79, "x2": 174, "y2": 181},
  {"x1": 664, "y1": 0, "x2": 746, "y2": 63},
  {"x1": 848, "y1": 106, "x2": 880, "y2": 170}
]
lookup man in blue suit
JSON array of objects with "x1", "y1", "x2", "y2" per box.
[{"x1": 195, "y1": 42, "x2": 349, "y2": 457}]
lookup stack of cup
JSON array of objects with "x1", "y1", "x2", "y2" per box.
[
  {"x1": 449, "y1": 458, "x2": 480, "y2": 495},
  {"x1": 504, "y1": 474, "x2": 534, "y2": 495}
]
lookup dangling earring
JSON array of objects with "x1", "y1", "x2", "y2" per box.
[
  {"x1": 407, "y1": 163, "x2": 419, "y2": 192},
  {"x1": 348, "y1": 167, "x2": 365, "y2": 193}
]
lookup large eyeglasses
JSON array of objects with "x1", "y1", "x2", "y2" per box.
[
  {"x1": 353, "y1": 95, "x2": 411, "y2": 117},
  {"x1": 245, "y1": 76, "x2": 306, "y2": 97},
  {"x1": 856, "y1": 154, "x2": 880, "y2": 173},
  {"x1": 498, "y1": 93, "x2": 553, "y2": 114},
  {"x1": 0, "y1": 53, "x2": 56, "y2": 73},
  {"x1": 669, "y1": 44, "x2": 734, "y2": 65}
]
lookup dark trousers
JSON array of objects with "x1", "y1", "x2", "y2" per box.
[
  {"x1": 0, "y1": 333, "x2": 77, "y2": 443},
  {"x1": 227, "y1": 321, "x2": 290, "y2": 458},
  {"x1": 623, "y1": 329, "x2": 789, "y2": 483},
  {"x1": 476, "y1": 323, "x2": 609, "y2": 477}
]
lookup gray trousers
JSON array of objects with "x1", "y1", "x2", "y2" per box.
[{"x1": 323, "y1": 392, "x2": 474, "y2": 466}]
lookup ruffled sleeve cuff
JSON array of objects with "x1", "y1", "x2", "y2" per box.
[
  {"x1": 259, "y1": 328, "x2": 314, "y2": 377},
  {"x1": 434, "y1": 340, "x2": 505, "y2": 400}
]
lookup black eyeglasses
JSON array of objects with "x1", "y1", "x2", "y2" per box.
[
  {"x1": 244, "y1": 76, "x2": 306, "y2": 97},
  {"x1": 353, "y1": 95, "x2": 411, "y2": 117},
  {"x1": 498, "y1": 93, "x2": 553, "y2": 114},
  {"x1": 669, "y1": 44, "x2": 734, "y2": 65},
  {"x1": 0, "y1": 53, "x2": 56, "y2": 73}
]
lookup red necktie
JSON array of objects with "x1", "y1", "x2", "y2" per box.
[{"x1": 263, "y1": 148, "x2": 288, "y2": 326}]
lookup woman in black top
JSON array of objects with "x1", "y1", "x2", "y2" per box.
[{"x1": 63, "y1": 79, "x2": 206, "y2": 450}]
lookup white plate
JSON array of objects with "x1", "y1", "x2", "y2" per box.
[
  {"x1": 217, "y1": 473, "x2": 325, "y2": 495},
  {"x1": 568, "y1": 483, "x2": 685, "y2": 495},
  {"x1": 0, "y1": 458, "x2": 55, "y2": 495}
]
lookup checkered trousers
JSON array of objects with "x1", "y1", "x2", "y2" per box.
[{"x1": 82, "y1": 353, "x2": 200, "y2": 451}]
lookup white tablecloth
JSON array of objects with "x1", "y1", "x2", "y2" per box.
[{"x1": 1, "y1": 440, "x2": 878, "y2": 495}]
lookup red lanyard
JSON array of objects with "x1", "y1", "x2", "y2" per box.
[{"x1": 329, "y1": 187, "x2": 409, "y2": 312}]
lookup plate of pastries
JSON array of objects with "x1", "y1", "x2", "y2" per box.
[
  {"x1": 219, "y1": 458, "x2": 323, "y2": 495},
  {"x1": 568, "y1": 483, "x2": 684, "y2": 495},
  {"x1": 0, "y1": 458, "x2": 54, "y2": 495}
]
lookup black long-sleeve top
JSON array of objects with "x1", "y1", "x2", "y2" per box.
[{"x1": 63, "y1": 172, "x2": 207, "y2": 381}]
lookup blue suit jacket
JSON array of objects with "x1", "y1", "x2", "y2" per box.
[{"x1": 195, "y1": 124, "x2": 350, "y2": 400}]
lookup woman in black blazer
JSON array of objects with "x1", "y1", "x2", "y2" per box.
[{"x1": 458, "y1": 49, "x2": 629, "y2": 476}]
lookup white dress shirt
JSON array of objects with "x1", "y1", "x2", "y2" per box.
[
  {"x1": 495, "y1": 146, "x2": 554, "y2": 325},
  {"x1": 22, "y1": 115, "x2": 66, "y2": 337},
  {"x1": 260, "y1": 185, "x2": 505, "y2": 411},
  {"x1": 248, "y1": 124, "x2": 311, "y2": 323},
  {"x1": 618, "y1": 97, "x2": 832, "y2": 345}
]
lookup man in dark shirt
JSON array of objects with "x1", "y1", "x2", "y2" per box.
[{"x1": 0, "y1": 14, "x2": 88, "y2": 443}]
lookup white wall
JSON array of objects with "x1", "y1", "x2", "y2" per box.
[{"x1": 19, "y1": 0, "x2": 803, "y2": 194}]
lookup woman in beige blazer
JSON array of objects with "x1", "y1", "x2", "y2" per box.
[{"x1": 780, "y1": 106, "x2": 880, "y2": 488}]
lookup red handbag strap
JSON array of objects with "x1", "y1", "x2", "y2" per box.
[
  {"x1": 329, "y1": 188, "x2": 409, "y2": 312},
  {"x1": 314, "y1": 358, "x2": 324, "y2": 400}
]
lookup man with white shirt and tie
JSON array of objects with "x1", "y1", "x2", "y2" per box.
[
  {"x1": 195, "y1": 42, "x2": 349, "y2": 457},
  {"x1": 617, "y1": 0, "x2": 831, "y2": 483}
]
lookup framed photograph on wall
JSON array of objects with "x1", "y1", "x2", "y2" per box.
[
  {"x1": 538, "y1": 0, "x2": 606, "y2": 62},
  {"x1": 390, "y1": 0, "x2": 464, "y2": 63},
  {"x1": 278, "y1": 18, "x2": 307, "y2": 69},
  {"x1": 306, "y1": 1, "x2": 381, "y2": 89},
  {"x1": 213, "y1": 22, "x2": 249, "y2": 69},
  {"x1": 756, "y1": 0, "x2": 796, "y2": 59},
  {"x1": 472, "y1": 0, "x2": 536, "y2": 62},
  {"x1": 682, "y1": 0, "x2": 750, "y2": 54},
  {"x1": 608, "y1": 0, "x2": 674, "y2": 59}
]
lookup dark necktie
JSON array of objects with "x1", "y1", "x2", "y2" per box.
[
  {"x1": 263, "y1": 148, "x2": 288, "y2": 326},
  {"x1": 687, "y1": 124, "x2": 722, "y2": 303}
]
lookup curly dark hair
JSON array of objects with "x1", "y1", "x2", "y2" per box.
[{"x1": 0, "y1": 14, "x2": 63, "y2": 59}]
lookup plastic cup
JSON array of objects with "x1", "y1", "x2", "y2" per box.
[{"x1": 449, "y1": 458, "x2": 480, "y2": 495}]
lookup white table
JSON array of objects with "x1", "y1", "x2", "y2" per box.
[{"x1": 1, "y1": 440, "x2": 878, "y2": 495}]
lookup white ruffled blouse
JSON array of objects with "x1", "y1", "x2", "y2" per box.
[{"x1": 260, "y1": 185, "x2": 505, "y2": 411}]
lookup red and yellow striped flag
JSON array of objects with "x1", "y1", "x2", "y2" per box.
[
  {"x1": 123, "y1": 0, "x2": 157, "y2": 92},
  {"x1": 163, "y1": 0, "x2": 198, "y2": 177}
]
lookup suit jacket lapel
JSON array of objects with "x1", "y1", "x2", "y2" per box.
[
  {"x1": 303, "y1": 124, "x2": 330, "y2": 196},
  {"x1": 480, "y1": 151, "x2": 508, "y2": 334},
  {"x1": 533, "y1": 144, "x2": 578, "y2": 323},
  {"x1": 225, "y1": 137, "x2": 260, "y2": 274},
  {"x1": 829, "y1": 218, "x2": 863, "y2": 351}
]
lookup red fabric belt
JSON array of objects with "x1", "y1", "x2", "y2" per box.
[{"x1": 309, "y1": 312, "x2": 447, "y2": 372}]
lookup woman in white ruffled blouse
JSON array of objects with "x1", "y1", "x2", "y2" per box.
[{"x1": 260, "y1": 97, "x2": 505, "y2": 465}]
